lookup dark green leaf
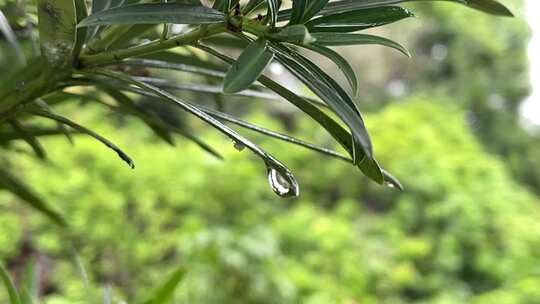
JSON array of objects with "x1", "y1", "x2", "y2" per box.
[
  {"x1": 300, "y1": 43, "x2": 358, "y2": 94},
  {"x1": 223, "y1": 38, "x2": 274, "y2": 94},
  {"x1": 301, "y1": 0, "x2": 329, "y2": 23},
  {"x1": 305, "y1": 6, "x2": 414, "y2": 33},
  {"x1": 78, "y1": 3, "x2": 226, "y2": 27},
  {"x1": 213, "y1": 0, "x2": 230, "y2": 13},
  {"x1": 312, "y1": 32, "x2": 410, "y2": 57},
  {"x1": 265, "y1": 0, "x2": 279, "y2": 27},
  {"x1": 29, "y1": 109, "x2": 135, "y2": 169},
  {"x1": 0, "y1": 264, "x2": 21, "y2": 304},
  {"x1": 242, "y1": 0, "x2": 265, "y2": 15},
  {"x1": 270, "y1": 42, "x2": 373, "y2": 161},
  {"x1": 142, "y1": 267, "x2": 186, "y2": 304},
  {"x1": 8, "y1": 119, "x2": 47, "y2": 159},
  {"x1": 0, "y1": 168, "x2": 67, "y2": 226},
  {"x1": 289, "y1": 0, "x2": 307, "y2": 24},
  {"x1": 278, "y1": 0, "x2": 512, "y2": 22}
]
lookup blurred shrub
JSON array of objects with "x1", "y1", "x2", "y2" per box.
[{"x1": 1, "y1": 97, "x2": 539, "y2": 303}]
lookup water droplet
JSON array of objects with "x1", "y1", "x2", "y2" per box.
[
  {"x1": 384, "y1": 181, "x2": 395, "y2": 188},
  {"x1": 266, "y1": 166, "x2": 300, "y2": 198},
  {"x1": 233, "y1": 141, "x2": 245, "y2": 151}
]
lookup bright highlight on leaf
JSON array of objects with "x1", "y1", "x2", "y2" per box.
[{"x1": 78, "y1": 3, "x2": 226, "y2": 27}]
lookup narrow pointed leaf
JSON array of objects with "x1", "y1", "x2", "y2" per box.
[
  {"x1": 29, "y1": 110, "x2": 135, "y2": 169},
  {"x1": 312, "y1": 32, "x2": 410, "y2": 57},
  {"x1": 289, "y1": 0, "x2": 307, "y2": 24},
  {"x1": 8, "y1": 119, "x2": 47, "y2": 159},
  {"x1": 78, "y1": 3, "x2": 226, "y2": 27},
  {"x1": 0, "y1": 264, "x2": 22, "y2": 304},
  {"x1": 305, "y1": 6, "x2": 414, "y2": 33},
  {"x1": 301, "y1": 0, "x2": 329, "y2": 23},
  {"x1": 278, "y1": 0, "x2": 512, "y2": 22},
  {"x1": 0, "y1": 168, "x2": 67, "y2": 226},
  {"x1": 213, "y1": 0, "x2": 230, "y2": 13},
  {"x1": 142, "y1": 267, "x2": 186, "y2": 304},
  {"x1": 223, "y1": 38, "x2": 274, "y2": 94},
  {"x1": 300, "y1": 43, "x2": 358, "y2": 94},
  {"x1": 242, "y1": 0, "x2": 266, "y2": 15},
  {"x1": 265, "y1": 0, "x2": 279, "y2": 27}
]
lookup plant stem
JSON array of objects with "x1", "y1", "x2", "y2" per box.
[{"x1": 79, "y1": 23, "x2": 227, "y2": 68}]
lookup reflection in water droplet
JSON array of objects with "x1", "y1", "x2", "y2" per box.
[
  {"x1": 384, "y1": 181, "x2": 395, "y2": 189},
  {"x1": 267, "y1": 167, "x2": 300, "y2": 198},
  {"x1": 233, "y1": 141, "x2": 245, "y2": 152}
]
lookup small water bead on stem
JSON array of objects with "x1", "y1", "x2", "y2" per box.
[
  {"x1": 233, "y1": 140, "x2": 246, "y2": 151},
  {"x1": 266, "y1": 164, "x2": 300, "y2": 198}
]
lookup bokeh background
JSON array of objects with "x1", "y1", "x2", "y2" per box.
[{"x1": 1, "y1": 0, "x2": 540, "y2": 303}]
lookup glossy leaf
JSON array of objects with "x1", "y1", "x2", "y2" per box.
[
  {"x1": 278, "y1": 0, "x2": 513, "y2": 21},
  {"x1": 312, "y1": 32, "x2": 410, "y2": 57},
  {"x1": 305, "y1": 6, "x2": 414, "y2": 33},
  {"x1": 213, "y1": 0, "x2": 230, "y2": 13},
  {"x1": 223, "y1": 38, "x2": 274, "y2": 94},
  {"x1": 78, "y1": 3, "x2": 226, "y2": 27},
  {"x1": 300, "y1": 43, "x2": 358, "y2": 94},
  {"x1": 265, "y1": 0, "x2": 279, "y2": 27},
  {"x1": 0, "y1": 168, "x2": 67, "y2": 226},
  {"x1": 289, "y1": 0, "x2": 307, "y2": 24}
]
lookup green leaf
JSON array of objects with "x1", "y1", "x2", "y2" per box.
[
  {"x1": 0, "y1": 168, "x2": 67, "y2": 226},
  {"x1": 242, "y1": 0, "x2": 266, "y2": 15},
  {"x1": 37, "y1": 0, "x2": 78, "y2": 66},
  {"x1": 289, "y1": 0, "x2": 307, "y2": 24},
  {"x1": 213, "y1": 0, "x2": 230, "y2": 13},
  {"x1": 91, "y1": 69, "x2": 300, "y2": 197},
  {"x1": 269, "y1": 24, "x2": 316, "y2": 44},
  {"x1": 312, "y1": 32, "x2": 410, "y2": 57},
  {"x1": 0, "y1": 264, "x2": 21, "y2": 304},
  {"x1": 223, "y1": 38, "x2": 274, "y2": 94},
  {"x1": 300, "y1": 43, "x2": 358, "y2": 94},
  {"x1": 142, "y1": 267, "x2": 186, "y2": 304},
  {"x1": 8, "y1": 119, "x2": 47, "y2": 159},
  {"x1": 78, "y1": 3, "x2": 226, "y2": 27},
  {"x1": 301, "y1": 0, "x2": 329, "y2": 23},
  {"x1": 278, "y1": 0, "x2": 512, "y2": 22},
  {"x1": 265, "y1": 0, "x2": 280, "y2": 27},
  {"x1": 305, "y1": 6, "x2": 414, "y2": 33},
  {"x1": 73, "y1": 0, "x2": 88, "y2": 57},
  {"x1": 29, "y1": 109, "x2": 135, "y2": 169}
]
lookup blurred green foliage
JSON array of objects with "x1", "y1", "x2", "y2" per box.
[{"x1": 1, "y1": 97, "x2": 539, "y2": 303}]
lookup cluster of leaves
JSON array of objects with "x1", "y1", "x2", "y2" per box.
[{"x1": 0, "y1": 0, "x2": 514, "y2": 221}]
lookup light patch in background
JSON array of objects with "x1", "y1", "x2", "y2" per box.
[{"x1": 521, "y1": 0, "x2": 540, "y2": 127}]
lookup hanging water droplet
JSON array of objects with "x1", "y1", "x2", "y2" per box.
[
  {"x1": 384, "y1": 181, "x2": 395, "y2": 189},
  {"x1": 233, "y1": 141, "x2": 245, "y2": 152},
  {"x1": 266, "y1": 166, "x2": 300, "y2": 198}
]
